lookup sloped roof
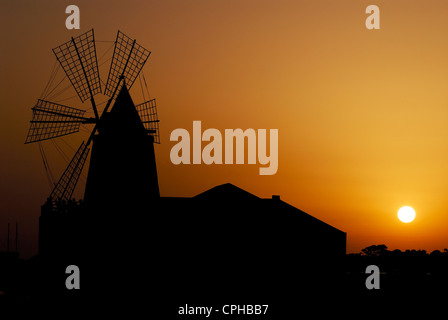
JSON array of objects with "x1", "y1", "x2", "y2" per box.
[
  {"x1": 268, "y1": 199, "x2": 344, "y2": 234},
  {"x1": 189, "y1": 183, "x2": 344, "y2": 235},
  {"x1": 193, "y1": 183, "x2": 260, "y2": 201}
]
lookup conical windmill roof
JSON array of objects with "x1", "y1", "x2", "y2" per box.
[
  {"x1": 83, "y1": 84, "x2": 160, "y2": 207},
  {"x1": 102, "y1": 85, "x2": 146, "y2": 137}
]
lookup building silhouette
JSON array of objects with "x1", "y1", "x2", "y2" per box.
[
  {"x1": 35, "y1": 84, "x2": 346, "y2": 301},
  {"x1": 21, "y1": 29, "x2": 346, "y2": 303}
]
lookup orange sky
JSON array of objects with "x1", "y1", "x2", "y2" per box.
[{"x1": 2, "y1": 0, "x2": 448, "y2": 258}]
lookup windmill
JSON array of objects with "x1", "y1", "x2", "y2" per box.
[{"x1": 25, "y1": 29, "x2": 160, "y2": 210}]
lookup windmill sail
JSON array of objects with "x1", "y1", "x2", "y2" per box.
[
  {"x1": 136, "y1": 99, "x2": 160, "y2": 143},
  {"x1": 50, "y1": 141, "x2": 90, "y2": 202},
  {"x1": 26, "y1": 29, "x2": 156, "y2": 206},
  {"x1": 25, "y1": 99, "x2": 92, "y2": 144},
  {"x1": 104, "y1": 31, "x2": 151, "y2": 99},
  {"x1": 53, "y1": 29, "x2": 101, "y2": 103}
]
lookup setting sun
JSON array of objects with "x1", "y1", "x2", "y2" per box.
[{"x1": 398, "y1": 206, "x2": 416, "y2": 223}]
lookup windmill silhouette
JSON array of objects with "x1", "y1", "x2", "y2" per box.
[
  {"x1": 21, "y1": 29, "x2": 347, "y2": 305},
  {"x1": 25, "y1": 29, "x2": 160, "y2": 208}
]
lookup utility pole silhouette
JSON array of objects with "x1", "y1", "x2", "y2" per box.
[
  {"x1": 7, "y1": 223, "x2": 10, "y2": 252},
  {"x1": 15, "y1": 222, "x2": 18, "y2": 253}
]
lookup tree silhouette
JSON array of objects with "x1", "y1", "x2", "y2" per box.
[
  {"x1": 361, "y1": 244, "x2": 389, "y2": 257},
  {"x1": 430, "y1": 250, "x2": 442, "y2": 257}
]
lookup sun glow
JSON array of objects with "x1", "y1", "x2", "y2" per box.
[{"x1": 398, "y1": 206, "x2": 416, "y2": 223}]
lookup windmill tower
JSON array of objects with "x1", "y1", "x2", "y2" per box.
[{"x1": 25, "y1": 29, "x2": 160, "y2": 213}]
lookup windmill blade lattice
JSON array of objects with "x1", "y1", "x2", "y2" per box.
[
  {"x1": 25, "y1": 99, "x2": 92, "y2": 144},
  {"x1": 136, "y1": 99, "x2": 160, "y2": 144},
  {"x1": 26, "y1": 29, "x2": 158, "y2": 208},
  {"x1": 53, "y1": 29, "x2": 101, "y2": 103},
  {"x1": 104, "y1": 31, "x2": 151, "y2": 99},
  {"x1": 50, "y1": 141, "x2": 90, "y2": 202}
]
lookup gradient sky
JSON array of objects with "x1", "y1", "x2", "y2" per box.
[{"x1": 2, "y1": 0, "x2": 448, "y2": 258}]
